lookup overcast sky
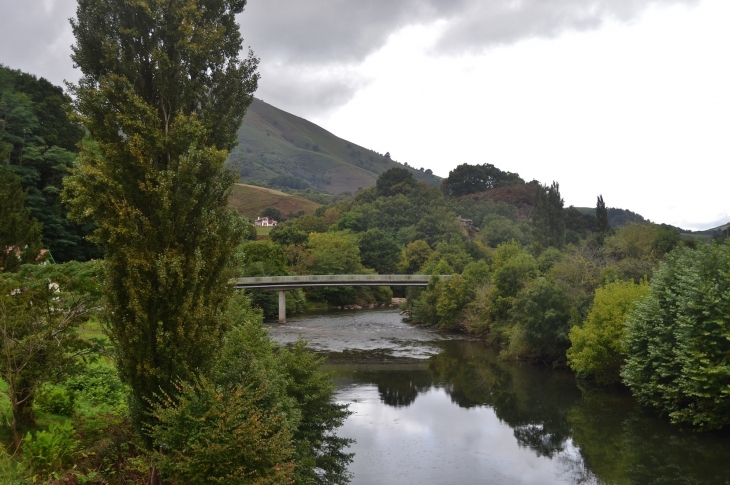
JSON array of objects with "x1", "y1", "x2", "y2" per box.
[{"x1": 1, "y1": 0, "x2": 728, "y2": 230}]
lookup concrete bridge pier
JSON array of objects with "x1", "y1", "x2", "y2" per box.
[{"x1": 278, "y1": 290, "x2": 286, "y2": 324}]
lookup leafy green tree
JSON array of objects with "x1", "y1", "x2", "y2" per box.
[
  {"x1": 397, "y1": 239, "x2": 432, "y2": 274},
  {"x1": 0, "y1": 167, "x2": 43, "y2": 272},
  {"x1": 2, "y1": 66, "x2": 84, "y2": 153},
  {"x1": 622, "y1": 242, "x2": 730, "y2": 429},
  {"x1": 261, "y1": 206, "x2": 282, "y2": 222},
  {"x1": 596, "y1": 195, "x2": 611, "y2": 234},
  {"x1": 309, "y1": 232, "x2": 363, "y2": 275},
  {"x1": 506, "y1": 279, "x2": 572, "y2": 363},
  {"x1": 1, "y1": 65, "x2": 98, "y2": 262},
  {"x1": 564, "y1": 206, "x2": 596, "y2": 240},
  {"x1": 531, "y1": 181, "x2": 565, "y2": 251},
  {"x1": 567, "y1": 280, "x2": 649, "y2": 385},
  {"x1": 279, "y1": 341, "x2": 354, "y2": 484},
  {"x1": 64, "y1": 0, "x2": 259, "y2": 445},
  {"x1": 441, "y1": 163, "x2": 523, "y2": 196},
  {"x1": 479, "y1": 214, "x2": 530, "y2": 248},
  {"x1": 375, "y1": 167, "x2": 417, "y2": 197},
  {"x1": 336, "y1": 210, "x2": 368, "y2": 232},
  {"x1": 150, "y1": 294, "x2": 353, "y2": 484},
  {"x1": 270, "y1": 223, "x2": 309, "y2": 247},
  {"x1": 0, "y1": 262, "x2": 101, "y2": 448},
  {"x1": 358, "y1": 228, "x2": 401, "y2": 274}
]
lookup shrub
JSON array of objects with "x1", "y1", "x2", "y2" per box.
[
  {"x1": 622, "y1": 242, "x2": 730, "y2": 429},
  {"x1": 34, "y1": 385, "x2": 76, "y2": 417},
  {"x1": 506, "y1": 279, "x2": 572, "y2": 364},
  {"x1": 567, "y1": 279, "x2": 649, "y2": 385},
  {"x1": 23, "y1": 422, "x2": 77, "y2": 476}
]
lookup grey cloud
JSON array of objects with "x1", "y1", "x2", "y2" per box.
[
  {"x1": 433, "y1": 0, "x2": 702, "y2": 54},
  {"x1": 239, "y1": 0, "x2": 700, "y2": 115},
  {"x1": 238, "y1": 0, "x2": 466, "y2": 65},
  {"x1": 0, "y1": 0, "x2": 79, "y2": 86},
  {"x1": 255, "y1": 63, "x2": 369, "y2": 118},
  {"x1": 239, "y1": 0, "x2": 700, "y2": 64},
  {"x1": 0, "y1": 0, "x2": 703, "y2": 116}
]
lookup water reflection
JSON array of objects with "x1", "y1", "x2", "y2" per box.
[{"x1": 268, "y1": 310, "x2": 730, "y2": 484}]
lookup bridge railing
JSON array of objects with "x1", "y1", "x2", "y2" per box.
[{"x1": 233, "y1": 274, "x2": 450, "y2": 288}]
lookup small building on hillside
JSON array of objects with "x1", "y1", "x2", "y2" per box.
[{"x1": 255, "y1": 216, "x2": 278, "y2": 227}]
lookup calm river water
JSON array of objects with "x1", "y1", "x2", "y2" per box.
[{"x1": 265, "y1": 309, "x2": 730, "y2": 485}]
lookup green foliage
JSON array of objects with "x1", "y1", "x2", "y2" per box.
[
  {"x1": 23, "y1": 422, "x2": 77, "y2": 477},
  {"x1": 0, "y1": 166, "x2": 43, "y2": 272},
  {"x1": 149, "y1": 293, "x2": 352, "y2": 484},
  {"x1": 506, "y1": 279, "x2": 572, "y2": 364},
  {"x1": 595, "y1": 195, "x2": 611, "y2": 234},
  {"x1": 441, "y1": 163, "x2": 523, "y2": 196},
  {"x1": 567, "y1": 280, "x2": 649, "y2": 384},
  {"x1": 309, "y1": 232, "x2": 363, "y2": 275},
  {"x1": 358, "y1": 228, "x2": 401, "y2": 274},
  {"x1": 622, "y1": 242, "x2": 730, "y2": 429},
  {"x1": 0, "y1": 65, "x2": 98, "y2": 262},
  {"x1": 34, "y1": 385, "x2": 76, "y2": 417},
  {"x1": 65, "y1": 0, "x2": 259, "y2": 442},
  {"x1": 0, "y1": 262, "x2": 101, "y2": 445},
  {"x1": 420, "y1": 239, "x2": 474, "y2": 275},
  {"x1": 261, "y1": 206, "x2": 283, "y2": 222},
  {"x1": 270, "y1": 223, "x2": 309, "y2": 247},
  {"x1": 532, "y1": 181, "x2": 565, "y2": 251},
  {"x1": 537, "y1": 247, "x2": 563, "y2": 274},
  {"x1": 479, "y1": 214, "x2": 531, "y2": 248},
  {"x1": 375, "y1": 167, "x2": 417, "y2": 196},
  {"x1": 492, "y1": 249, "x2": 538, "y2": 301},
  {"x1": 278, "y1": 342, "x2": 354, "y2": 484},
  {"x1": 63, "y1": 359, "x2": 127, "y2": 412},
  {"x1": 397, "y1": 239, "x2": 432, "y2": 274},
  {"x1": 604, "y1": 222, "x2": 680, "y2": 262}
]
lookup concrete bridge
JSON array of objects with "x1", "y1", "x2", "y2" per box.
[{"x1": 234, "y1": 274, "x2": 450, "y2": 323}]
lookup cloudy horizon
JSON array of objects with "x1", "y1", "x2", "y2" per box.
[{"x1": 1, "y1": 0, "x2": 727, "y2": 230}]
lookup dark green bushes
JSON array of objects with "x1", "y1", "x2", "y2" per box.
[{"x1": 622, "y1": 242, "x2": 730, "y2": 429}]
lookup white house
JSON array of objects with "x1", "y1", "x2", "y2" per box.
[{"x1": 254, "y1": 216, "x2": 278, "y2": 227}]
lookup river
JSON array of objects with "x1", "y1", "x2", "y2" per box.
[{"x1": 265, "y1": 308, "x2": 730, "y2": 485}]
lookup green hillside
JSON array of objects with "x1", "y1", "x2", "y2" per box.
[
  {"x1": 226, "y1": 99, "x2": 440, "y2": 194},
  {"x1": 228, "y1": 183, "x2": 321, "y2": 220}
]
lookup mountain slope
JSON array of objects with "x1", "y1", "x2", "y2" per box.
[
  {"x1": 228, "y1": 184, "x2": 321, "y2": 220},
  {"x1": 226, "y1": 99, "x2": 440, "y2": 194}
]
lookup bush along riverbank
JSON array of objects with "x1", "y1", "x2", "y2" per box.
[{"x1": 404, "y1": 239, "x2": 730, "y2": 431}]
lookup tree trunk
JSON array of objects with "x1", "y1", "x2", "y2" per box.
[{"x1": 148, "y1": 465, "x2": 161, "y2": 485}]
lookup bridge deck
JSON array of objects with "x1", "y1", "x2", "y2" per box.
[{"x1": 234, "y1": 274, "x2": 449, "y2": 290}]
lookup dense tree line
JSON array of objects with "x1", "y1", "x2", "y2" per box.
[
  {"x1": 260, "y1": 165, "x2": 727, "y2": 431},
  {"x1": 1, "y1": 65, "x2": 99, "y2": 262}
]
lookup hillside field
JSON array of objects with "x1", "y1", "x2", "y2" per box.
[{"x1": 228, "y1": 183, "x2": 321, "y2": 220}]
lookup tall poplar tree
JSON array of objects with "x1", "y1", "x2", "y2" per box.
[
  {"x1": 531, "y1": 181, "x2": 565, "y2": 251},
  {"x1": 64, "y1": 0, "x2": 259, "y2": 437},
  {"x1": 596, "y1": 194, "x2": 611, "y2": 234}
]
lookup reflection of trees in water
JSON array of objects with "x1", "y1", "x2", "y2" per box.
[
  {"x1": 341, "y1": 340, "x2": 730, "y2": 484},
  {"x1": 569, "y1": 387, "x2": 730, "y2": 485},
  {"x1": 353, "y1": 369, "x2": 433, "y2": 408},
  {"x1": 428, "y1": 340, "x2": 581, "y2": 458}
]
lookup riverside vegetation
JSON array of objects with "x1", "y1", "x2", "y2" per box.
[
  {"x1": 2, "y1": 0, "x2": 352, "y2": 483},
  {"x1": 1, "y1": 1, "x2": 728, "y2": 483}
]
